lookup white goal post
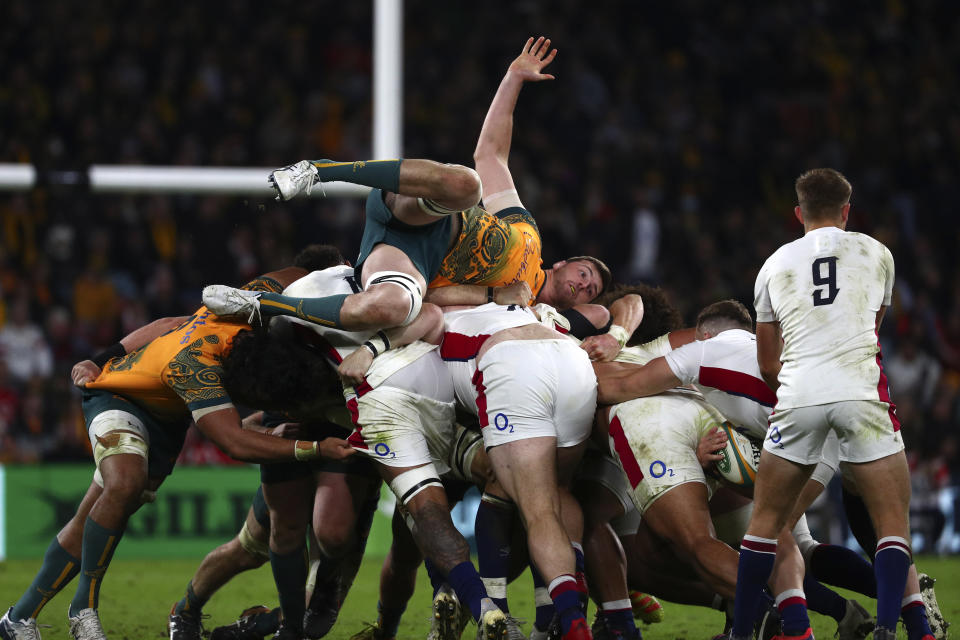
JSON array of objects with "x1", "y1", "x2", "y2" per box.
[{"x1": 0, "y1": 0, "x2": 402, "y2": 198}]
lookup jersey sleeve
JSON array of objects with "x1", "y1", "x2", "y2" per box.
[
  {"x1": 241, "y1": 275, "x2": 285, "y2": 294},
  {"x1": 881, "y1": 245, "x2": 895, "y2": 306},
  {"x1": 753, "y1": 259, "x2": 775, "y2": 323},
  {"x1": 663, "y1": 340, "x2": 704, "y2": 385},
  {"x1": 162, "y1": 335, "x2": 234, "y2": 421}
]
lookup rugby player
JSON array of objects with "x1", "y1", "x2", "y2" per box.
[
  {"x1": 0, "y1": 268, "x2": 355, "y2": 640},
  {"x1": 732, "y1": 168, "x2": 911, "y2": 640},
  {"x1": 598, "y1": 298, "x2": 942, "y2": 640},
  {"x1": 595, "y1": 299, "x2": 878, "y2": 640},
  {"x1": 203, "y1": 38, "x2": 620, "y2": 353},
  {"x1": 225, "y1": 263, "x2": 513, "y2": 640}
]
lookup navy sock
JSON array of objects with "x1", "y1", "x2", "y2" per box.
[
  {"x1": 172, "y1": 582, "x2": 208, "y2": 620},
  {"x1": 312, "y1": 159, "x2": 403, "y2": 193},
  {"x1": 776, "y1": 590, "x2": 810, "y2": 636},
  {"x1": 475, "y1": 493, "x2": 515, "y2": 613},
  {"x1": 901, "y1": 597, "x2": 933, "y2": 640},
  {"x1": 572, "y1": 542, "x2": 588, "y2": 603},
  {"x1": 809, "y1": 544, "x2": 877, "y2": 598},
  {"x1": 69, "y1": 518, "x2": 124, "y2": 616},
  {"x1": 549, "y1": 575, "x2": 586, "y2": 635},
  {"x1": 377, "y1": 600, "x2": 406, "y2": 638},
  {"x1": 270, "y1": 545, "x2": 308, "y2": 632},
  {"x1": 601, "y1": 600, "x2": 638, "y2": 636},
  {"x1": 732, "y1": 536, "x2": 777, "y2": 638},
  {"x1": 447, "y1": 561, "x2": 488, "y2": 622},
  {"x1": 802, "y1": 575, "x2": 846, "y2": 622},
  {"x1": 875, "y1": 538, "x2": 912, "y2": 630},
  {"x1": 258, "y1": 291, "x2": 349, "y2": 329},
  {"x1": 424, "y1": 558, "x2": 444, "y2": 597},
  {"x1": 11, "y1": 538, "x2": 81, "y2": 621},
  {"x1": 531, "y1": 566, "x2": 555, "y2": 631}
]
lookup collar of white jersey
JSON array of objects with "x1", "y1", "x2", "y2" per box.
[{"x1": 804, "y1": 225, "x2": 844, "y2": 237}]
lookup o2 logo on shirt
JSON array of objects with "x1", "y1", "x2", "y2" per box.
[
  {"x1": 494, "y1": 413, "x2": 514, "y2": 433},
  {"x1": 812, "y1": 257, "x2": 839, "y2": 306},
  {"x1": 374, "y1": 443, "x2": 397, "y2": 459},
  {"x1": 649, "y1": 460, "x2": 674, "y2": 478}
]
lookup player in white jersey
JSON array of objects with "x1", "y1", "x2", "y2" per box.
[
  {"x1": 731, "y1": 168, "x2": 911, "y2": 640},
  {"x1": 228, "y1": 265, "x2": 511, "y2": 640},
  {"x1": 441, "y1": 303, "x2": 598, "y2": 640},
  {"x1": 596, "y1": 299, "x2": 893, "y2": 639}
]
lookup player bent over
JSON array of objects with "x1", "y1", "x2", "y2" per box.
[
  {"x1": 232, "y1": 265, "x2": 511, "y2": 640},
  {"x1": 731, "y1": 169, "x2": 912, "y2": 640},
  {"x1": 0, "y1": 270, "x2": 354, "y2": 640},
  {"x1": 440, "y1": 302, "x2": 599, "y2": 640}
]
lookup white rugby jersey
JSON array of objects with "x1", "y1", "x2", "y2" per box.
[
  {"x1": 441, "y1": 302, "x2": 542, "y2": 411},
  {"x1": 278, "y1": 266, "x2": 436, "y2": 391},
  {"x1": 664, "y1": 329, "x2": 774, "y2": 440},
  {"x1": 754, "y1": 226, "x2": 895, "y2": 410},
  {"x1": 614, "y1": 335, "x2": 673, "y2": 366}
]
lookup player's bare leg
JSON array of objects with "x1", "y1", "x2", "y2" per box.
[
  {"x1": 844, "y1": 451, "x2": 913, "y2": 639},
  {"x1": 579, "y1": 480, "x2": 643, "y2": 639},
  {"x1": 376, "y1": 463, "x2": 504, "y2": 638},
  {"x1": 305, "y1": 470, "x2": 381, "y2": 638},
  {"x1": 641, "y1": 481, "x2": 740, "y2": 600},
  {"x1": 488, "y1": 437, "x2": 591, "y2": 640}
]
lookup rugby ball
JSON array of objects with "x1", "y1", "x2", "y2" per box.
[{"x1": 709, "y1": 422, "x2": 762, "y2": 489}]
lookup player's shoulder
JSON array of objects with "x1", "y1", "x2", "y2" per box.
[{"x1": 494, "y1": 206, "x2": 539, "y2": 234}]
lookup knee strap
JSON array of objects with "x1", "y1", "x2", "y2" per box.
[
  {"x1": 238, "y1": 520, "x2": 270, "y2": 560},
  {"x1": 448, "y1": 424, "x2": 484, "y2": 484},
  {"x1": 365, "y1": 270, "x2": 423, "y2": 326},
  {"x1": 389, "y1": 464, "x2": 443, "y2": 506}
]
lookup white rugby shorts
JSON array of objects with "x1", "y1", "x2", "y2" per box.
[
  {"x1": 473, "y1": 339, "x2": 596, "y2": 449},
  {"x1": 608, "y1": 391, "x2": 725, "y2": 514},
  {"x1": 764, "y1": 399, "x2": 903, "y2": 465}
]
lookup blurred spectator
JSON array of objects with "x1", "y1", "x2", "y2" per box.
[
  {"x1": 0, "y1": 0, "x2": 956, "y2": 486},
  {"x1": 0, "y1": 296, "x2": 53, "y2": 384}
]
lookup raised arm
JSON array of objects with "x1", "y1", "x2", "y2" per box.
[{"x1": 473, "y1": 36, "x2": 556, "y2": 213}]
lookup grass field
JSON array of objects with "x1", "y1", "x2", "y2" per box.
[{"x1": 0, "y1": 554, "x2": 957, "y2": 640}]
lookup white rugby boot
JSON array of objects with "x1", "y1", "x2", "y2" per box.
[
  {"x1": 919, "y1": 573, "x2": 950, "y2": 640},
  {"x1": 0, "y1": 608, "x2": 42, "y2": 640},
  {"x1": 202, "y1": 286, "x2": 262, "y2": 324},
  {"x1": 268, "y1": 160, "x2": 321, "y2": 201},
  {"x1": 68, "y1": 608, "x2": 107, "y2": 640}
]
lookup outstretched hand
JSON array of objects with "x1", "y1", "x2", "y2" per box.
[{"x1": 508, "y1": 36, "x2": 557, "y2": 82}]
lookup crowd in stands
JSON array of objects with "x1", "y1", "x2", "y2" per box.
[{"x1": 1, "y1": 1, "x2": 958, "y2": 546}]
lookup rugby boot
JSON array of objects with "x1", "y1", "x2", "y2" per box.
[
  {"x1": 834, "y1": 599, "x2": 874, "y2": 640},
  {"x1": 210, "y1": 605, "x2": 279, "y2": 640},
  {"x1": 0, "y1": 608, "x2": 42, "y2": 640},
  {"x1": 269, "y1": 161, "x2": 321, "y2": 201},
  {"x1": 68, "y1": 608, "x2": 107, "y2": 640},
  {"x1": 202, "y1": 286, "x2": 262, "y2": 324},
  {"x1": 628, "y1": 592, "x2": 664, "y2": 625},
  {"x1": 919, "y1": 573, "x2": 950, "y2": 640},
  {"x1": 167, "y1": 605, "x2": 205, "y2": 640}
]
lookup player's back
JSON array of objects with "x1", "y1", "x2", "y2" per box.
[
  {"x1": 755, "y1": 227, "x2": 894, "y2": 408},
  {"x1": 430, "y1": 206, "x2": 545, "y2": 300},
  {"x1": 86, "y1": 309, "x2": 247, "y2": 425}
]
